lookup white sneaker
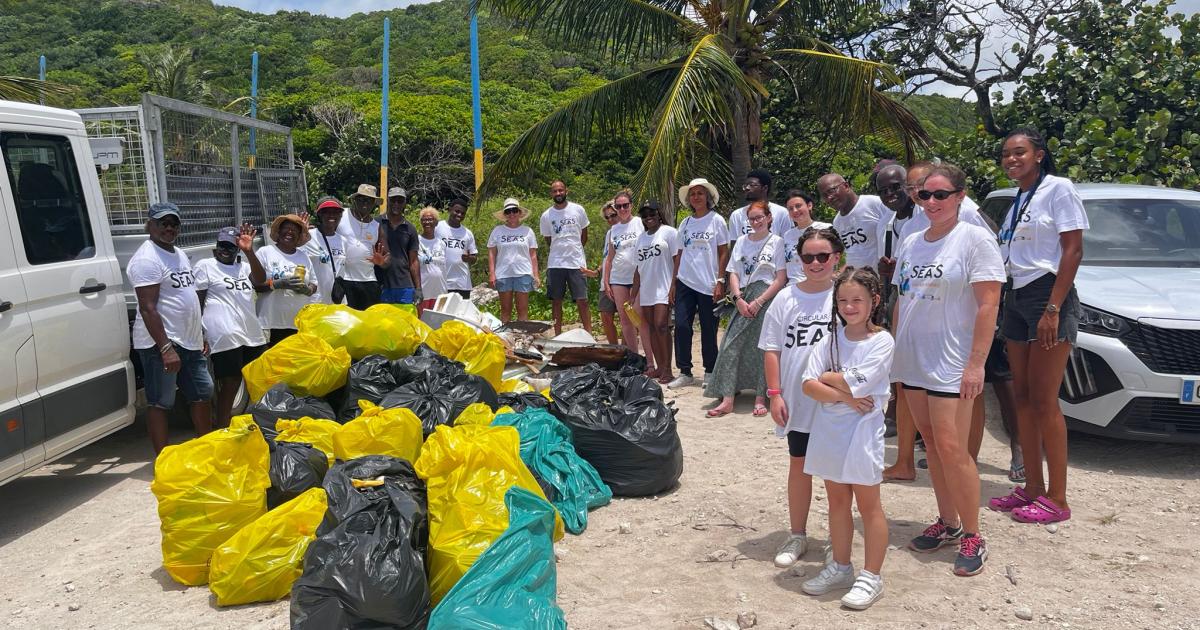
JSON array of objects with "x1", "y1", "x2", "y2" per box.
[
  {"x1": 840, "y1": 572, "x2": 884, "y2": 610},
  {"x1": 773, "y1": 534, "x2": 807, "y2": 568},
  {"x1": 667, "y1": 374, "x2": 695, "y2": 389},
  {"x1": 801, "y1": 562, "x2": 856, "y2": 595}
]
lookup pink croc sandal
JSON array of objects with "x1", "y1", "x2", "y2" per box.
[
  {"x1": 988, "y1": 486, "x2": 1034, "y2": 513},
  {"x1": 1011, "y1": 496, "x2": 1071, "y2": 524}
]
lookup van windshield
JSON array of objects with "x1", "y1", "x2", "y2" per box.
[{"x1": 1080, "y1": 198, "x2": 1200, "y2": 267}]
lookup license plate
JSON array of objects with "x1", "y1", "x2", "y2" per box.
[{"x1": 1181, "y1": 379, "x2": 1200, "y2": 405}]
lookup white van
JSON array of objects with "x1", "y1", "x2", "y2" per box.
[{"x1": 0, "y1": 100, "x2": 136, "y2": 485}]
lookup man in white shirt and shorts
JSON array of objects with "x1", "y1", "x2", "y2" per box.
[{"x1": 540, "y1": 180, "x2": 592, "y2": 335}]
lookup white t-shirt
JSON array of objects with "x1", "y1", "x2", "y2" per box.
[
  {"x1": 256, "y1": 245, "x2": 319, "y2": 330},
  {"x1": 891, "y1": 223, "x2": 1006, "y2": 391},
  {"x1": 675, "y1": 211, "x2": 732, "y2": 295},
  {"x1": 634, "y1": 226, "x2": 679, "y2": 306},
  {"x1": 487, "y1": 225, "x2": 537, "y2": 279},
  {"x1": 304, "y1": 228, "x2": 346, "y2": 305},
  {"x1": 801, "y1": 328, "x2": 894, "y2": 486},
  {"x1": 193, "y1": 258, "x2": 267, "y2": 353},
  {"x1": 539, "y1": 202, "x2": 590, "y2": 269},
  {"x1": 782, "y1": 221, "x2": 833, "y2": 283},
  {"x1": 758, "y1": 284, "x2": 834, "y2": 435},
  {"x1": 831, "y1": 194, "x2": 887, "y2": 270},
  {"x1": 606, "y1": 217, "x2": 644, "y2": 285},
  {"x1": 418, "y1": 235, "x2": 448, "y2": 298},
  {"x1": 998, "y1": 174, "x2": 1090, "y2": 289},
  {"x1": 335, "y1": 213, "x2": 380, "y2": 282},
  {"x1": 726, "y1": 233, "x2": 786, "y2": 287},
  {"x1": 729, "y1": 202, "x2": 791, "y2": 239},
  {"x1": 127, "y1": 240, "x2": 203, "y2": 351},
  {"x1": 436, "y1": 221, "x2": 478, "y2": 290}
]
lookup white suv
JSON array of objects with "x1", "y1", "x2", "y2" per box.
[{"x1": 981, "y1": 184, "x2": 1200, "y2": 443}]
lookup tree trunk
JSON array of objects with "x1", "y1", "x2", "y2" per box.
[
  {"x1": 731, "y1": 96, "x2": 752, "y2": 212},
  {"x1": 975, "y1": 85, "x2": 1001, "y2": 137}
]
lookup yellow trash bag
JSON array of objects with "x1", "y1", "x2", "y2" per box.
[
  {"x1": 208, "y1": 487, "x2": 328, "y2": 606},
  {"x1": 453, "y1": 403, "x2": 495, "y2": 426},
  {"x1": 151, "y1": 415, "x2": 271, "y2": 586},
  {"x1": 414, "y1": 424, "x2": 564, "y2": 603},
  {"x1": 242, "y1": 333, "x2": 350, "y2": 402},
  {"x1": 295, "y1": 303, "x2": 430, "y2": 359},
  {"x1": 275, "y1": 417, "x2": 342, "y2": 466},
  {"x1": 332, "y1": 401, "x2": 423, "y2": 464},
  {"x1": 426, "y1": 320, "x2": 506, "y2": 390},
  {"x1": 499, "y1": 378, "x2": 534, "y2": 394}
]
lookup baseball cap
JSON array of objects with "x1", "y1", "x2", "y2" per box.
[
  {"x1": 216, "y1": 226, "x2": 239, "y2": 246},
  {"x1": 639, "y1": 199, "x2": 663, "y2": 213},
  {"x1": 387, "y1": 186, "x2": 408, "y2": 199},
  {"x1": 148, "y1": 202, "x2": 180, "y2": 220}
]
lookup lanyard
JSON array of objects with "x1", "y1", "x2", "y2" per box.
[
  {"x1": 1003, "y1": 171, "x2": 1045, "y2": 265},
  {"x1": 319, "y1": 231, "x2": 338, "y2": 276}
]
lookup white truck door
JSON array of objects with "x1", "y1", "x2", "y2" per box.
[
  {"x1": 0, "y1": 129, "x2": 134, "y2": 461},
  {"x1": 0, "y1": 195, "x2": 36, "y2": 484}
]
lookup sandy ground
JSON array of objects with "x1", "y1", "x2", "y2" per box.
[{"x1": 2, "y1": 352, "x2": 1199, "y2": 629}]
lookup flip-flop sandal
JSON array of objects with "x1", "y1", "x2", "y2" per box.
[
  {"x1": 706, "y1": 408, "x2": 731, "y2": 418},
  {"x1": 752, "y1": 404, "x2": 769, "y2": 417},
  {"x1": 1008, "y1": 465, "x2": 1026, "y2": 484},
  {"x1": 988, "y1": 486, "x2": 1034, "y2": 512},
  {"x1": 1011, "y1": 496, "x2": 1071, "y2": 524}
]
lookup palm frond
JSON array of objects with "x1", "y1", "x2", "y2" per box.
[
  {"x1": 475, "y1": 63, "x2": 680, "y2": 204},
  {"x1": 767, "y1": 0, "x2": 888, "y2": 33},
  {"x1": 770, "y1": 46, "x2": 929, "y2": 161},
  {"x1": 0, "y1": 76, "x2": 72, "y2": 104},
  {"x1": 472, "y1": 0, "x2": 698, "y2": 62},
  {"x1": 629, "y1": 34, "x2": 759, "y2": 207}
]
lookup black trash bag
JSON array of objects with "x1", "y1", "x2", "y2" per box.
[
  {"x1": 380, "y1": 371, "x2": 498, "y2": 437},
  {"x1": 390, "y1": 344, "x2": 464, "y2": 386},
  {"x1": 250, "y1": 383, "x2": 337, "y2": 440},
  {"x1": 615, "y1": 350, "x2": 648, "y2": 377},
  {"x1": 549, "y1": 364, "x2": 683, "y2": 497},
  {"x1": 338, "y1": 355, "x2": 399, "y2": 421},
  {"x1": 266, "y1": 440, "x2": 329, "y2": 509},
  {"x1": 291, "y1": 455, "x2": 430, "y2": 629},
  {"x1": 497, "y1": 391, "x2": 551, "y2": 413}
]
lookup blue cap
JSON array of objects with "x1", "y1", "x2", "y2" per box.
[
  {"x1": 216, "y1": 226, "x2": 239, "y2": 246},
  {"x1": 148, "y1": 202, "x2": 180, "y2": 220}
]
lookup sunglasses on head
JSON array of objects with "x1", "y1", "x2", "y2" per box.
[
  {"x1": 503, "y1": 207, "x2": 521, "y2": 215},
  {"x1": 917, "y1": 188, "x2": 963, "y2": 201},
  {"x1": 800, "y1": 252, "x2": 834, "y2": 264}
]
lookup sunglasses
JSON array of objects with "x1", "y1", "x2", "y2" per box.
[
  {"x1": 800, "y1": 252, "x2": 834, "y2": 264},
  {"x1": 603, "y1": 214, "x2": 618, "y2": 221},
  {"x1": 503, "y1": 207, "x2": 521, "y2": 215},
  {"x1": 878, "y1": 183, "x2": 905, "y2": 196},
  {"x1": 614, "y1": 202, "x2": 632, "y2": 210},
  {"x1": 917, "y1": 188, "x2": 963, "y2": 201}
]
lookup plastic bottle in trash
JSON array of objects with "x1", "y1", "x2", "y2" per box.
[{"x1": 623, "y1": 301, "x2": 642, "y2": 328}]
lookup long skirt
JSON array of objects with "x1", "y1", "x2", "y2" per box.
[{"x1": 703, "y1": 281, "x2": 774, "y2": 399}]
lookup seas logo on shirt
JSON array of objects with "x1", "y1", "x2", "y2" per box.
[
  {"x1": 784, "y1": 316, "x2": 828, "y2": 349},
  {"x1": 442, "y1": 237, "x2": 469, "y2": 250},
  {"x1": 552, "y1": 218, "x2": 579, "y2": 235},
  {"x1": 612, "y1": 232, "x2": 639, "y2": 251},
  {"x1": 169, "y1": 269, "x2": 196, "y2": 289},
  {"x1": 268, "y1": 262, "x2": 295, "y2": 281},
  {"x1": 840, "y1": 228, "x2": 868, "y2": 248},
  {"x1": 420, "y1": 246, "x2": 438, "y2": 265},
  {"x1": 500, "y1": 234, "x2": 526, "y2": 244},
  {"x1": 223, "y1": 275, "x2": 253, "y2": 291},
  {"x1": 315, "y1": 246, "x2": 344, "y2": 264},
  {"x1": 739, "y1": 249, "x2": 777, "y2": 276},
  {"x1": 897, "y1": 261, "x2": 944, "y2": 301},
  {"x1": 637, "y1": 243, "x2": 665, "y2": 261},
  {"x1": 848, "y1": 367, "x2": 868, "y2": 385}
]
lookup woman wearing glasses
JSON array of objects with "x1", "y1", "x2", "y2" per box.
[
  {"x1": 487, "y1": 197, "x2": 541, "y2": 322},
  {"x1": 603, "y1": 190, "x2": 646, "y2": 352},
  {"x1": 890, "y1": 163, "x2": 1005, "y2": 577},
  {"x1": 781, "y1": 189, "x2": 832, "y2": 283},
  {"x1": 704, "y1": 201, "x2": 788, "y2": 417}
]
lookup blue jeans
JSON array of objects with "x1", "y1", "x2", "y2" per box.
[
  {"x1": 380, "y1": 287, "x2": 416, "y2": 304},
  {"x1": 137, "y1": 344, "x2": 214, "y2": 410},
  {"x1": 673, "y1": 280, "x2": 719, "y2": 376}
]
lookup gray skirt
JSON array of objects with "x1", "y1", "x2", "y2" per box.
[{"x1": 704, "y1": 281, "x2": 774, "y2": 399}]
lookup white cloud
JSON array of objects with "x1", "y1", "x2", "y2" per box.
[{"x1": 214, "y1": 0, "x2": 433, "y2": 18}]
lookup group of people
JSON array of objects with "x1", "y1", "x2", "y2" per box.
[{"x1": 128, "y1": 126, "x2": 1087, "y2": 612}]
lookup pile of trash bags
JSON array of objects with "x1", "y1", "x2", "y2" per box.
[{"x1": 150, "y1": 303, "x2": 682, "y2": 626}]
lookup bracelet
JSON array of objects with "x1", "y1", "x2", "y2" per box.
[
  {"x1": 766, "y1": 388, "x2": 783, "y2": 397},
  {"x1": 159, "y1": 343, "x2": 173, "y2": 354}
]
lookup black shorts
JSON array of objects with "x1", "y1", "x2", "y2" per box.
[
  {"x1": 547, "y1": 268, "x2": 588, "y2": 301},
  {"x1": 598, "y1": 291, "x2": 617, "y2": 313},
  {"x1": 787, "y1": 431, "x2": 810, "y2": 458},
  {"x1": 901, "y1": 383, "x2": 959, "y2": 398},
  {"x1": 210, "y1": 344, "x2": 266, "y2": 379},
  {"x1": 1001, "y1": 273, "x2": 1080, "y2": 344},
  {"x1": 450, "y1": 289, "x2": 472, "y2": 300},
  {"x1": 984, "y1": 336, "x2": 1012, "y2": 382},
  {"x1": 341, "y1": 279, "x2": 381, "y2": 310}
]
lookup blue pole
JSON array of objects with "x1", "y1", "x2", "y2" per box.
[
  {"x1": 38, "y1": 55, "x2": 45, "y2": 105},
  {"x1": 380, "y1": 17, "x2": 391, "y2": 213},
  {"x1": 249, "y1": 51, "x2": 258, "y2": 170},
  {"x1": 470, "y1": 11, "x2": 483, "y2": 190}
]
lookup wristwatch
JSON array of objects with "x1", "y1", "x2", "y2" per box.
[
  {"x1": 716, "y1": 278, "x2": 726, "y2": 284},
  {"x1": 1045, "y1": 303, "x2": 1060, "y2": 314}
]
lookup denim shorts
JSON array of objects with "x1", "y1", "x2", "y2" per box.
[
  {"x1": 496, "y1": 275, "x2": 533, "y2": 293},
  {"x1": 137, "y1": 344, "x2": 214, "y2": 410},
  {"x1": 1001, "y1": 273, "x2": 1080, "y2": 344},
  {"x1": 380, "y1": 287, "x2": 416, "y2": 304}
]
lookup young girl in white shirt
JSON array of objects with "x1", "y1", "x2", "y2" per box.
[
  {"x1": 800, "y1": 266, "x2": 894, "y2": 610},
  {"x1": 630, "y1": 199, "x2": 679, "y2": 384},
  {"x1": 758, "y1": 227, "x2": 843, "y2": 569}
]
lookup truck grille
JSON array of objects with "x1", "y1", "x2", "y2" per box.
[
  {"x1": 1122, "y1": 324, "x2": 1200, "y2": 375},
  {"x1": 1116, "y1": 398, "x2": 1200, "y2": 434}
]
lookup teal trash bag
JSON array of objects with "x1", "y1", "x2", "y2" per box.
[
  {"x1": 492, "y1": 408, "x2": 612, "y2": 534},
  {"x1": 428, "y1": 487, "x2": 567, "y2": 630}
]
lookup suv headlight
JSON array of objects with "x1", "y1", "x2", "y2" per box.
[{"x1": 1079, "y1": 304, "x2": 1133, "y2": 337}]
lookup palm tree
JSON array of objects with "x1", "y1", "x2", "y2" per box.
[
  {"x1": 0, "y1": 76, "x2": 70, "y2": 103},
  {"x1": 134, "y1": 45, "x2": 209, "y2": 103},
  {"x1": 472, "y1": 0, "x2": 929, "y2": 206}
]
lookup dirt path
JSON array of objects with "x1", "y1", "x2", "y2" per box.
[{"x1": 2, "y1": 379, "x2": 1198, "y2": 629}]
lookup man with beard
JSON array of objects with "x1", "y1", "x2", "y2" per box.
[
  {"x1": 540, "y1": 180, "x2": 592, "y2": 335},
  {"x1": 728, "y1": 168, "x2": 790, "y2": 240},
  {"x1": 376, "y1": 186, "x2": 421, "y2": 307},
  {"x1": 818, "y1": 172, "x2": 888, "y2": 270}
]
